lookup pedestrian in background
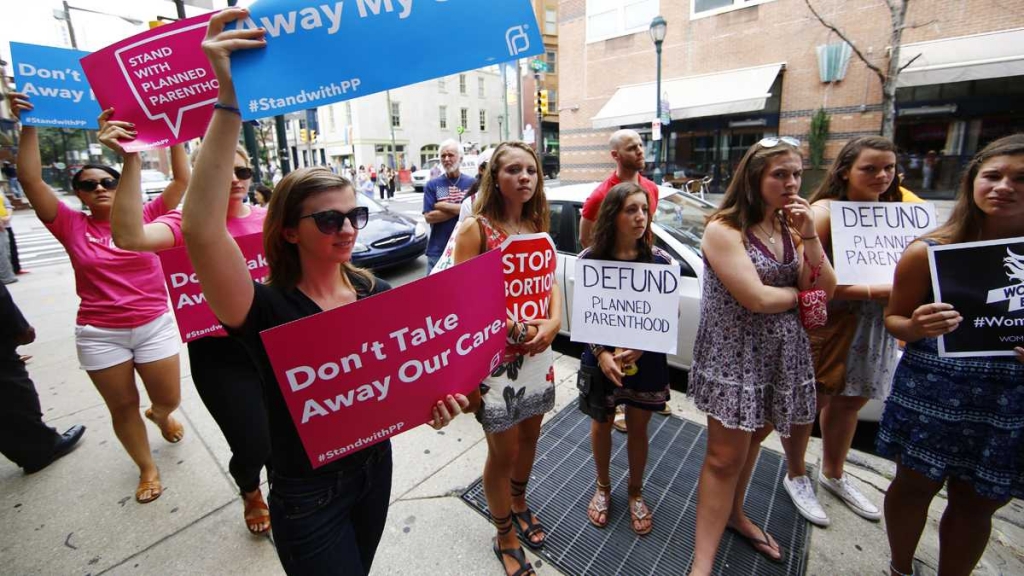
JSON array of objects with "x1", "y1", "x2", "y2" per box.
[
  {"x1": 8, "y1": 93, "x2": 189, "y2": 504},
  {"x1": 424, "y1": 140, "x2": 473, "y2": 273},
  {"x1": 386, "y1": 166, "x2": 396, "y2": 199},
  {"x1": 2, "y1": 161, "x2": 24, "y2": 199},
  {"x1": 378, "y1": 164, "x2": 388, "y2": 201},
  {"x1": 687, "y1": 137, "x2": 836, "y2": 574},
  {"x1": 878, "y1": 134, "x2": 1024, "y2": 576},
  {"x1": 0, "y1": 195, "x2": 17, "y2": 284},
  {"x1": 253, "y1": 183, "x2": 273, "y2": 207}
]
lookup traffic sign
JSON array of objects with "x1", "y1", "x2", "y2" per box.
[
  {"x1": 530, "y1": 59, "x2": 548, "y2": 72},
  {"x1": 457, "y1": 125, "x2": 465, "y2": 135}
]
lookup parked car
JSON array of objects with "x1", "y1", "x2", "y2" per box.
[
  {"x1": 411, "y1": 155, "x2": 479, "y2": 192},
  {"x1": 140, "y1": 169, "x2": 171, "y2": 201},
  {"x1": 350, "y1": 192, "x2": 428, "y2": 270}
]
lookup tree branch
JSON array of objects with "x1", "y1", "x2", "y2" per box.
[
  {"x1": 899, "y1": 18, "x2": 937, "y2": 31},
  {"x1": 804, "y1": 0, "x2": 886, "y2": 83},
  {"x1": 897, "y1": 52, "x2": 922, "y2": 74}
]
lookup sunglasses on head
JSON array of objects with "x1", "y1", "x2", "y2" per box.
[
  {"x1": 234, "y1": 167, "x2": 254, "y2": 180},
  {"x1": 758, "y1": 136, "x2": 801, "y2": 148},
  {"x1": 75, "y1": 177, "x2": 119, "y2": 192},
  {"x1": 299, "y1": 207, "x2": 369, "y2": 234}
]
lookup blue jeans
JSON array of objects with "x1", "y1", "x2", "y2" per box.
[
  {"x1": 268, "y1": 442, "x2": 393, "y2": 576},
  {"x1": 426, "y1": 254, "x2": 440, "y2": 275}
]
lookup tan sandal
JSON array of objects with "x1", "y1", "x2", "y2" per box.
[
  {"x1": 587, "y1": 481, "x2": 612, "y2": 528},
  {"x1": 242, "y1": 490, "x2": 271, "y2": 535},
  {"x1": 629, "y1": 489, "x2": 652, "y2": 535},
  {"x1": 136, "y1": 477, "x2": 163, "y2": 503},
  {"x1": 145, "y1": 409, "x2": 184, "y2": 443}
]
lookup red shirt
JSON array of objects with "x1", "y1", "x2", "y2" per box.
[{"x1": 581, "y1": 171, "x2": 660, "y2": 221}]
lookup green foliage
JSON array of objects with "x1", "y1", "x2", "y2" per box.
[{"x1": 809, "y1": 108, "x2": 830, "y2": 169}]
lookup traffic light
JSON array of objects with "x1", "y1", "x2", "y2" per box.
[
  {"x1": 300, "y1": 128, "x2": 308, "y2": 143},
  {"x1": 538, "y1": 90, "x2": 549, "y2": 115},
  {"x1": 309, "y1": 130, "x2": 317, "y2": 143}
]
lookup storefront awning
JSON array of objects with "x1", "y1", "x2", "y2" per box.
[
  {"x1": 897, "y1": 27, "x2": 1024, "y2": 88},
  {"x1": 590, "y1": 62, "x2": 785, "y2": 130}
]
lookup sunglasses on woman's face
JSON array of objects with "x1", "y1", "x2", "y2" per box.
[
  {"x1": 758, "y1": 136, "x2": 801, "y2": 148},
  {"x1": 75, "y1": 177, "x2": 119, "y2": 192},
  {"x1": 234, "y1": 167, "x2": 254, "y2": 180},
  {"x1": 299, "y1": 207, "x2": 369, "y2": 234}
]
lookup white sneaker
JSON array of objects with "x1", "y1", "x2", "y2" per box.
[
  {"x1": 818, "y1": 472, "x2": 882, "y2": 521},
  {"x1": 783, "y1": 475, "x2": 830, "y2": 527}
]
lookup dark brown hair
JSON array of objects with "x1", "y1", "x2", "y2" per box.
[
  {"x1": 72, "y1": 164, "x2": 120, "y2": 189},
  {"x1": 808, "y1": 136, "x2": 902, "y2": 204},
  {"x1": 590, "y1": 182, "x2": 653, "y2": 262},
  {"x1": 709, "y1": 140, "x2": 802, "y2": 237},
  {"x1": 473, "y1": 141, "x2": 549, "y2": 233}
]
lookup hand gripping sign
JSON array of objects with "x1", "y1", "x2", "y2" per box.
[
  {"x1": 501, "y1": 234, "x2": 558, "y2": 326},
  {"x1": 229, "y1": 0, "x2": 543, "y2": 120},
  {"x1": 260, "y1": 250, "x2": 506, "y2": 468},
  {"x1": 81, "y1": 12, "x2": 218, "y2": 152},
  {"x1": 10, "y1": 42, "x2": 102, "y2": 129},
  {"x1": 157, "y1": 232, "x2": 268, "y2": 343}
]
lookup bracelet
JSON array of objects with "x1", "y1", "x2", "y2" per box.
[
  {"x1": 800, "y1": 234, "x2": 819, "y2": 241},
  {"x1": 213, "y1": 102, "x2": 242, "y2": 116},
  {"x1": 590, "y1": 344, "x2": 606, "y2": 358}
]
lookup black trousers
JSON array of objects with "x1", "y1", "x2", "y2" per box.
[
  {"x1": 7, "y1": 228, "x2": 20, "y2": 274},
  {"x1": 0, "y1": 351, "x2": 60, "y2": 470},
  {"x1": 188, "y1": 336, "x2": 271, "y2": 493}
]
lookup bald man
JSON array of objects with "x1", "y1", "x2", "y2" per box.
[{"x1": 578, "y1": 129, "x2": 660, "y2": 248}]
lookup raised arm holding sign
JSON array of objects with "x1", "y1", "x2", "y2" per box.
[{"x1": 10, "y1": 43, "x2": 101, "y2": 129}]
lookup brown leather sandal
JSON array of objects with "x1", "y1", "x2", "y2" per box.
[
  {"x1": 587, "y1": 481, "x2": 612, "y2": 528},
  {"x1": 136, "y1": 477, "x2": 163, "y2": 504},
  {"x1": 145, "y1": 409, "x2": 184, "y2": 443},
  {"x1": 628, "y1": 488, "x2": 652, "y2": 536},
  {"x1": 242, "y1": 490, "x2": 271, "y2": 535}
]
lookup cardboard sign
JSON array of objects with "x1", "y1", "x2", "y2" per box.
[
  {"x1": 830, "y1": 201, "x2": 938, "y2": 285},
  {"x1": 157, "y1": 232, "x2": 268, "y2": 342},
  {"x1": 230, "y1": 0, "x2": 542, "y2": 119},
  {"x1": 500, "y1": 234, "x2": 558, "y2": 323},
  {"x1": 80, "y1": 12, "x2": 218, "y2": 152},
  {"x1": 570, "y1": 259, "x2": 680, "y2": 354},
  {"x1": 10, "y1": 43, "x2": 102, "y2": 129},
  {"x1": 260, "y1": 250, "x2": 506, "y2": 468},
  {"x1": 929, "y1": 237, "x2": 1024, "y2": 357}
]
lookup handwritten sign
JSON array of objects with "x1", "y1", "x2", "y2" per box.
[
  {"x1": 830, "y1": 201, "x2": 938, "y2": 285},
  {"x1": 230, "y1": 0, "x2": 542, "y2": 119},
  {"x1": 10, "y1": 43, "x2": 101, "y2": 129},
  {"x1": 260, "y1": 250, "x2": 506, "y2": 468},
  {"x1": 570, "y1": 259, "x2": 680, "y2": 354},
  {"x1": 157, "y1": 232, "x2": 268, "y2": 342},
  {"x1": 81, "y1": 12, "x2": 218, "y2": 151},
  {"x1": 928, "y1": 237, "x2": 1024, "y2": 357}
]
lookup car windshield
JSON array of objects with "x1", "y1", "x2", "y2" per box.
[
  {"x1": 355, "y1": 192, "x2": 385, "y2": 214},
  {"x1": 140, "y1": 171, "x2": 167, "y2": 182},
  {"x1": 652, "y1": 192, "x2": 713, "y2": 254}
]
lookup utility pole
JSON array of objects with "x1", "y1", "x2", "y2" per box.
[
  {"x1": 501, "y1": 64, "x2": 510, "y2": 141},
  {"x1": 385, "y1": 90, "x2": 398, "y2": 169}
]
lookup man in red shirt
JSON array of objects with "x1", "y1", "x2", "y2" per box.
[{"x1": 579, "y1": 129, "x2": 660, "y2": 248}]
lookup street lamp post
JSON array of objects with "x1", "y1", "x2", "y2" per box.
[{"x1": 649, "y1": 16, "x2": 667, "y2": 185}]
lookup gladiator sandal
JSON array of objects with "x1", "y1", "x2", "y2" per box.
[{"x1": 511, "y1": 478, "x2": 545, "y2": 549}]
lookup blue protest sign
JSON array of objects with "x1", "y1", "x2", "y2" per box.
[
  {"x1": 230, "y1": 0, "x2": 542, "y2": 120},
  {"x1": 10, "y1": 43, "x2": 102, "y2": 130}
]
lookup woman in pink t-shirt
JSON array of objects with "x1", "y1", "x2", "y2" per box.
[
  {"x1": 100, "y1": 119, "x2": 273, "y2": 535},
  {"x1": 9, "y1": 94, "x2": 188, "y2": 504}
]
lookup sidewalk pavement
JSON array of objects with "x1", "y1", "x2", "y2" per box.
[{"x1": 1, "y1": 218, "x2": 1021, "y2": 576}]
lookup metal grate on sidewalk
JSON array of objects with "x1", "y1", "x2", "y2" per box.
[{"x1": 461, "y1": 400, "x2": 811, "y2": 576}]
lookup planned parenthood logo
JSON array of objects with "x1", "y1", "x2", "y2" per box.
[{"x1": 506, "y1": 25, "x2": 531, "y2": 56}]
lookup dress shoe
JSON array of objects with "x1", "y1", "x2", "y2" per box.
[{"x1": 24, "y1": 424, "x2": 86, "y2": 474}]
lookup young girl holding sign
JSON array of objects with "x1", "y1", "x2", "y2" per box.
[
  {"x1": 9, "y1": 92, "x2": 188, "y2": 504},
  {"x1": 99, "y1": 118, "x2": 272, "y2": 535},
  {"x1": 687, "y1": 138, "x2": 836, "y2": 575},
  {"x1": 579, "y1": 182, "x2": 672, "y2": 535},
  {"x1": 184, "y1": 10, "x2": 468, "y2": 575},
  {"x1": 879, "y1": 134, "x2": 1024, "y2": 576},
  {"x1": 453, "y1": 141, "x2": 562, "y2": 576},
  {"x1": 780, "y1": 136, "x2": 902, "y2": 527}
]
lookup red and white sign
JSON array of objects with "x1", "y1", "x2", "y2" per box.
[
  {"x1": 260, "y1": 250, "x2": 506, "y2": 468},
  {"x1": 501, "y1": 233, "x2": 557, "y2": 324},
  {"x1": 157, "y1": 232, "x2": 267, "y2": 342}
]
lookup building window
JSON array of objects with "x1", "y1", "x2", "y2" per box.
[
  {"x1": 327, "y1": 105, "x2": 336, "y2": 132},
  {"x1": 548, "y1": 89, "x2": 557, "y2": 111},
  {"x1": 439, "y1": 106, "x2": 448, "y2": 129},
  {"x1": 545, "y1": 8, "x2": 557, "y2": 35},
  {"x1": 692, "y1": 0, "x2": 776, "y2": 19},
  {"x1": 478, "y1": 77, "x2": 486, "y2": 98},
  {"x1": 586, "y1": 0, "x2": 658, "y2": 43},
  {"x1": 546, "y1": 51, "x2": 557, "y2": 74},
  {"x1": 479, "y1": 110, "x2": 487, "y2": 131},
  {"x1": 344, "y1": 102, "x2": 352, "y2": 124},
  {"x1": 460, "y1": 108, "x2": 469, "y2": 130},
  {"x1": 438, "y1": 77, "x2": 447, "y2": 92},
  {"x1": 390, "y1": 102, "x2": 401, "y2": 128},
  {"x1": 459, "y1": 74, "x2": 467, "y2": 95}
]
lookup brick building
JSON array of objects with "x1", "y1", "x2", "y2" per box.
[{"x1": 557, "y1": 0, "x2": 1024, "y2": 196}]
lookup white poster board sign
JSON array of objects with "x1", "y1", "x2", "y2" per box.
[
  {"x1": 830, "y1": 201, "x2": 938, "y2": 285},
  {"x1": 570, "y1": 259, "x2": 679, "y2": 354}
]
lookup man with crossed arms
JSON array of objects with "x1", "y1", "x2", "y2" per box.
[{"x1": 423, "y1": 139, "x2": 474, "y2": 274}]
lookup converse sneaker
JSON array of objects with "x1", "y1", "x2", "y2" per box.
[
  {"x1": 818, "y1": 472, "x2": 882, "y2": 521},
  {"x1": 783, "y1": 474, "x2": 830, "y2": 527}
]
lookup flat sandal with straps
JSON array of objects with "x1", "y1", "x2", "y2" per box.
[
  {"x1": 511, "y1": 478, "x2": 545, "y2": 549},
  {"x1": 628, "y1": 486, "x2": 652, "y2": 536},
  {"x1": 587, "y1": 480, "x2": 612, "y2": 528},
  {"x1": 491, "y1": 511, "x2": 536, "y2": 576}
]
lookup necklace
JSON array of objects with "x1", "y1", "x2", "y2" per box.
[
  {"x1": 757, "y1": 219, "x2": 777, "y2": 245},
  {"x1": 445, "y1": 173, "x2": 460, "y2": 187},
  {"x1": 506, "y1": 219, "x2": 524, "y2": 235}
]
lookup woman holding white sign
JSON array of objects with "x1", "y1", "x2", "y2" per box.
[
  {"x1": 8, "y1": 92, "x2": 189, "y2": 505},
  {"x1": 578, "y1": 182, "x2": 672, "y2": 536},
  {"x1": 878, "y1": 134, "x2": 1024, "y2": 576},
  {"x1": 99, "y1": 118, "x2": 273, "y2": 535},
  {"x1": 183, "y1": 9, "x2": 468, "y2": 575},
  {"x1": 779, "y1": 136, "x2": 903, "y2": 527},
  {"x1": 453, "y1": 141, "x2": 562, "y2": 576},
  {"x1": 687, "y1": 137, "x2": 836, "y2": 574}
]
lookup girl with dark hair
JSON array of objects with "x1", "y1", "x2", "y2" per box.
[
  {"x1": 687, "y1": 138, "x2": 836, "y2": 575},
  {"x1": 580, "y1": 182, "x2": 672, "y2": 535},
  {"x1": 780, "y1": 136, "x2": 902, "y2": 527},
  {"x1": 878, "y1": 134, "x2": 1024, "y2": 576},
  {"x1": 182, "y1": 10, "x2": 468, "y2": 574},
  {"x1": 453, "y1": 140, "x2": 562, "y2": 576},
  {"x1": 8, "y1": 94, "x2": 189, "y2": 504},
  {"x1": 254, "y1": 184, "x2": 273, "y2": 207}
]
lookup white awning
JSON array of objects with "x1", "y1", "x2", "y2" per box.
[
  {"x1": 591, "y1": 63, "x2": 784, "y2": 130},
  {"x1": 897, "y1": 27, "x2": 1024, "y2": 88}
]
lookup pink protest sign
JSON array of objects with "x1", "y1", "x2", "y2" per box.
[
  {"x1": 500, "y1": 234, "x2": 558, "y2": 323},
  {"x1": 260, "y1": 250, "x2": 506, "y2": 468},
  {"x1": 81, "y1": 13, "x2": 218, "y2": 152},
  {"x1": 158, "y1": 232, "x2": 268, "y2": 342}
]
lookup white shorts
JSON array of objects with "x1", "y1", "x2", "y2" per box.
[{"x1": 74, "y1": 312, "x2": 181, "y2": 371}]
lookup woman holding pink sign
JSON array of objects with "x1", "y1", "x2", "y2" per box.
[
  {"x1": 99, "y1": 116, "x2": 273, "y2": 535},
  {"x1": 453, "y1": 141, "x2": 562, "y2": 576},
  {"x1": 181, "y1": 9, "x2": 469, "y2": 575},
  {"x1": 8, "y1": 92, "x2": 189, "y2": 505}
]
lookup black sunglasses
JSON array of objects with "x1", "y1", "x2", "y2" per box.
[
  {"x1": 75, "y1": 177, "x2": 119, "y2": 192},
  {"x1": 299, "y1": 207, "x2": 369, "y2": 234},
  {"x1": 234, "y1": 167, "x2": 254, "y2": 180}
]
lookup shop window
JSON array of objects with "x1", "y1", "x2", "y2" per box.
[{"x1": 586, "y1": 0, "x2": 658, "y2": 43}]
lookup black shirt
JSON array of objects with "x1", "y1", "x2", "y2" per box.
[{"x1": 233, "y1": 272, "x2": 391, "y2": 477}]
